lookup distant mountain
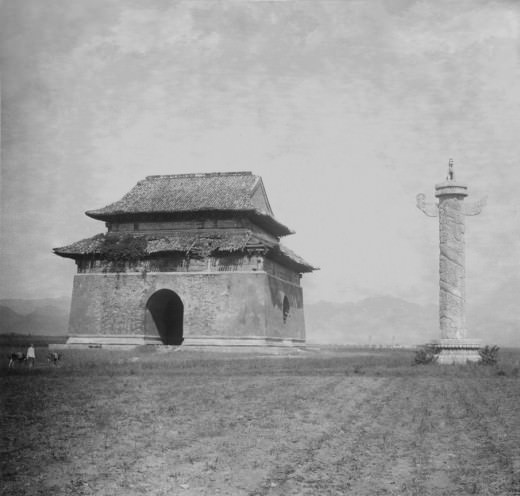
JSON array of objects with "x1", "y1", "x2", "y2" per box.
[
  {"x1": 1, "y1": 287, "x2": 518, "y2": 347},
  {"x1": 306, "y1": 282, "x2": 520, "y2": 347},
  {"x1": 468, "y1": 277, "x2": 520, "y2": 347},
  {"x1": 21, "y1": 305, "x2": 70, "y2": 334},
  {"x1": 0, "y1": 297, "x2": 71, "y2": 316},
  {"x1": 305, "y1": 296, "x2": 438, "y2": 346},
  {"x1": 0, "y1": 298, "x2": 70, "y2": 335},
  {"x1": 0, "y1": 306, "x2": 25, "y2": 330}
]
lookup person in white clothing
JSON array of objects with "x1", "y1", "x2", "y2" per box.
[{"x1": 26, "y1": 344, "x2": 35, "y2": 367}]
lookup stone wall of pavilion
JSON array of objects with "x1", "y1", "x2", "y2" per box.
[{"x1": 68, "y1": 269, "x2": 305, "y2": 343}]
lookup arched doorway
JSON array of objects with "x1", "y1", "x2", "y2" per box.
[{"x1": 145, "y1": 289, "x2": 184, "y2": 345}]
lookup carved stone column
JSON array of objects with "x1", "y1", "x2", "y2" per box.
[
  {"x1": 417, "y1": 162, "x2": 486, "y2": 363},
  {"x1": 436, "y1": 181, "x2": 467, "y2": 339}
]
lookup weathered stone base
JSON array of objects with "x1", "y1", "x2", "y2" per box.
[
  {"x1": 433, "y1": 339, "x2": 482, "y2": 364},
  {"x1": 183, "y1": 336, "x2": 305, "y2": 347},
  {"x1": 64, "y1": 334, "x2": 162, "y2": 349},
  {"x1": 61, "y1": 334, "x2": 305, "y2": 349}
]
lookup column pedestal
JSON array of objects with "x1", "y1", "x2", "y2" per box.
[{"x1": 431, "y1": 338, "x2": 482, "y2": 364}]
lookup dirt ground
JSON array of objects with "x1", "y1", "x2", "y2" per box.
[{"x1": 1, "y1": 347, "x2": 520, "y2": 495}]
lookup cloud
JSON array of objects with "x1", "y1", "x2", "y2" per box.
[{"x1": 1, "y1": 0, "x2": 519, "y2": 308}]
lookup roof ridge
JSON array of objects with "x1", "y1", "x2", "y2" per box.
[{"x1": 145, "y1": 171, "x2": 253, "y2": 180}]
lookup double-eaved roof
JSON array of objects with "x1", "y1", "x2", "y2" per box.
[
  {"x1": 54, "y1": 171, "x2": 316, "y2": 273},
  {"x1": 86, "y1": 171, "x2": 293, "y2": 237}
]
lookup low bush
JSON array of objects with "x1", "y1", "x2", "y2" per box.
[
  {"x1": 479, "y1": 345, "x2": 499, "y2": 366},
  {"x1": 413, "y1": 344, "x2": 440, "y2": 365}
]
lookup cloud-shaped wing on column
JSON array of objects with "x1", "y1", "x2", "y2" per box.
[{"x1": 416, "y1": 193, "x2": 439, "y2": 217}]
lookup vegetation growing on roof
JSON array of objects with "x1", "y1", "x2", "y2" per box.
[{"x1": 100, "y1": 234, "x2": 147, "y2": 262}]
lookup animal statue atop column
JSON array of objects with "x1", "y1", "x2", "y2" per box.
[{"x1": 447, "y1": 158, "x2": 455, "y2": 181}]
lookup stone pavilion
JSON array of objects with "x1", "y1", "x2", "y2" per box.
[{"x1": 54, "y1": 172, "x2": 316, "y2": 347}]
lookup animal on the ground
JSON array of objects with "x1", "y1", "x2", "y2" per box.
[
  {"x1": 8, "y1": 352, "x2": 26, "y2": 368},
  {"x1": 47, "y1": 352, "x2": 62, "y2": 366}
]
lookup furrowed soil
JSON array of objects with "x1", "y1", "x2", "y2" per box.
[{"x1": 1, "y1": 347, "x2": 520, "y2": 496}]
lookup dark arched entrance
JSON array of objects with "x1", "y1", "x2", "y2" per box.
[{"x1": 145, "y1": 289, "x2": 184, "y2": 345}]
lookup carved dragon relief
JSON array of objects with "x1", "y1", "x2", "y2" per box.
[{"x1": 438, "y1": 201, "x2": 466, "y2": 339}]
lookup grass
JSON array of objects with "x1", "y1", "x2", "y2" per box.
[{"x1": 1, "y1": 346, "x2": 520, "y2": 495}]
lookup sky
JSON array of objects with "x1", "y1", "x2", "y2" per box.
[{"x1": 1, "y1": 0, "x2": 520, "y2": 310}]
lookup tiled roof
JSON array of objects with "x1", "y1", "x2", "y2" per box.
[
  {"x1": 53, "y1": 231, "x2": 315, "y2": 272},
  {"x1": 277, "y1": 244, "x2": 317, "y2": 270},
  {"x1": 87, "y1": 172, "x2": 258, "y2": 215},
  {"x1": 85, "y1": 172, "x2": 291, "y2": 236}
]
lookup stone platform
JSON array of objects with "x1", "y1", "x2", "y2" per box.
[
  {"x1": 431, "y1": 338, "x2": 482, "y2": 364},
  {"x1": 52, "y1": 334, "x2": 306, "y2": 350}
]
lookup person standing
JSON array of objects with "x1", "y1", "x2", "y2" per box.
[{"x1": 26, "y1": 344, "x2": 35, "y2": 368}]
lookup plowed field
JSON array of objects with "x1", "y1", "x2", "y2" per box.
[{"x1": 1, "y1": 347, "x2": 519, "y2": 495}]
